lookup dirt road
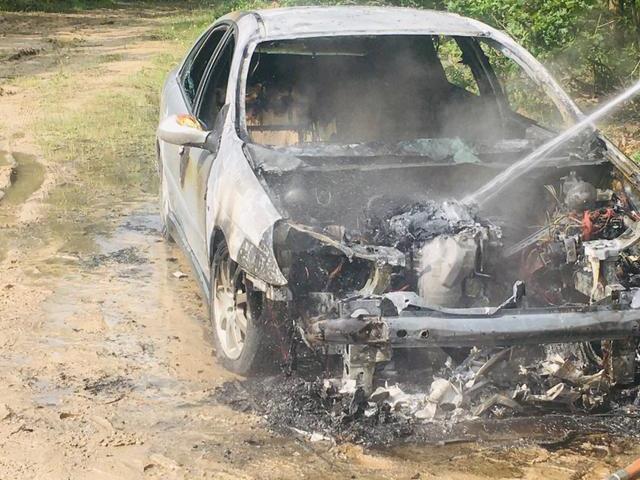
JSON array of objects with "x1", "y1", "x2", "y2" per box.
[{"x1": 0, "y1": 7, "x2": 639, "y2": 479}]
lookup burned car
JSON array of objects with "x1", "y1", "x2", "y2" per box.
[{"x1": 157, "y1": 7, "x2": 640, "y2": 392}]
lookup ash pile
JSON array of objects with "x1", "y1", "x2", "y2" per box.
[
  {"x1": 214, "y1": 343, "x2": 640, "y2": 446},
  {"x1": 326, "y1": 342, "x2": 639, "y2": 424},
  {"x1": 364, "y1": 344, "x2": 629, "y2": 423}
]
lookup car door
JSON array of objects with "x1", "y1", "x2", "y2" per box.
[
  {"x1": 178, "y1": 29, "x2": 236, "y2": 274},
  {"x1": 162, "y1": 25, "x2": 229, "y2": 270}
]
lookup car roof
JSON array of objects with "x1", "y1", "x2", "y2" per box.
[{"x1": 223, "y1": 6, "x2": 491, "y2": 38}]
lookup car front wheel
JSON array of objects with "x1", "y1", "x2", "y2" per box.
[{"x1": 210, "y1": 242, "x2": 269, "y2": 374}]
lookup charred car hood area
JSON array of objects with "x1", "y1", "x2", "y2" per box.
[
  {"x1": 229, "y1": 29, "x2": 640, "y2": 426},
  {"x1": 242, "y1": 135, "x2": 640, "y2": 426},
  {"x1": 259, "y1": 144, "x2": 640, "y2": 314}
]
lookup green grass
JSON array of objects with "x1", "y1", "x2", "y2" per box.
[
  {"x1": 14, "y1": 9, "x2": 213, "y2": 250},
  {"x1": 147, "y1": 1, "x2": 280, "y2": 44},
  {"x1": 0, "y1": 0, "x2": 116, "y2": 11},
  {"x1": 98, "y1": 53, "x2": 126, "y2": 63},
  {"x1": 149, "y1": 9, "x2": 218, "y2": 44},
  {"x1": 0, "y1": 0, "x2": 225, "y2": 12},
  {"x1": 36, "y1": 62, "x2": 166, "y2": 250}
]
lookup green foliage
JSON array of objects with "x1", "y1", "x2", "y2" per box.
[
  {"x1": 435, "y1": 37, "x2": 479, "y2": 94},
  {"x1": 444, "y1": 0, "x2": 640, "y2": 98}
]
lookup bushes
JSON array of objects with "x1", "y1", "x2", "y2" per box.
[{"x1": 445, "y1": 0, "x2": 640, "y2": 100}]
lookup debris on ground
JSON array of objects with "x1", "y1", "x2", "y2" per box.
[
  {"x1": 214, "y1": 343, "x2": 640, "y2": 446},
  {"x1": 6, "y1": 47, "x2": 42, "y2": 62},
  {"x1": 83, "y1": 375, "x2": 133, "y2": 398},
  {"x1": 83, "y1": 247, "x2": 147, "y2": 268}
]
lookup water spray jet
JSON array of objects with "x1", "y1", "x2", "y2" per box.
[{"x1": 464, "y1": 79, "x2": 640, "y2": 207}]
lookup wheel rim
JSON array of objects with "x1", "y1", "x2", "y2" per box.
[{"x1": 213, "y1": 254, "x2": 248, "y2": 360}]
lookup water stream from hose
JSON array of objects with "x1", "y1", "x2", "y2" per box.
[{"x1": 463, "y1": 79, "x2": 640, "y2": 206}]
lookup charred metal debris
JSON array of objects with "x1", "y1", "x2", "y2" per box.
[
  {"x1": 240, "y1": 165, "x2": 640, "y2": 428},
  {"x1": 214, "y1": 343, "x2": 640, "y2": 446}
]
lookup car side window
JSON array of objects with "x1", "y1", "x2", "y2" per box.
[
  {"x1": 197, "y1": 33, "x2": 235, "y2": 128},
  {"x1": 180, "y1": 26, "x2": 227, "y2": 107}
]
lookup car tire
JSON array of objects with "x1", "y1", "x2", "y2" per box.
[{"x1": 209, "y1": 242, "x2": 270, "y2": 374}]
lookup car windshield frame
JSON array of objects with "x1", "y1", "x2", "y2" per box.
[{"x1": 235, "y1": 31, "x2": 582, "y2": 152}]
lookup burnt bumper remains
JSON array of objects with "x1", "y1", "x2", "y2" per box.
[{"x1": 307, "y1": 294, "x2": 640, "y2": 348}]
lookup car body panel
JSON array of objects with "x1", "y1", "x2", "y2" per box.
[
  {"x1": 159, "y1": 17, "x2": 284, "y2": 290},
  {"x1": 160, "y1": 69, "x2": 211, "y2": 272}
]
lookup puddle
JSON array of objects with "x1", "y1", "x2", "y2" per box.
[
  {"x1": 0, "y1": 150, "x2": 13, "y2": 168},
  {"x1": 0, "y1": 151, "x2": 44, "y2": 206},
  {"x1": 32, "y1": 388, "x2": 73, "y2": 407},
  {"x1": 0, "y1": 150, "x2": 45, "y2": 256}
]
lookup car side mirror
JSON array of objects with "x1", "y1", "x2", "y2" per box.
[{"x1": 157, "y1": 114, "x2": 212, "y2": 150}]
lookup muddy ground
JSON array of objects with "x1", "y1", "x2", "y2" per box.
[{"x1": 1, "y1": 6, "x2": 640, "y2": 479}]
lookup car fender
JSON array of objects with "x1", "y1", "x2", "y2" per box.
[{"x1": 205, "y1": 114, "x2": 287, "y2": 286}]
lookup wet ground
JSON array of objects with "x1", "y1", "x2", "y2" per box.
[{"x1": 1, "y1": 6, "x2": 640, "y2": 479}]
